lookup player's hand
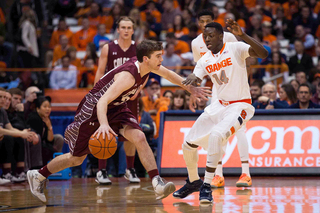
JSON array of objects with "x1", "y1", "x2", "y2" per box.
[
  {"x1": 182, "y1": 73, "x2": 202, "y2": 86},
  {"x1": 189, "y1": 94, "x2": 199, "y2": 112},
  {"x1": 188, "y1": 85, "x2": 212, "y2": 101},
  {"x1": 93, "y1": 124, "x2": 118, "y2": 141},
  {"x1": 226, "y1": 18, "x2": 244, "y2": 36}
]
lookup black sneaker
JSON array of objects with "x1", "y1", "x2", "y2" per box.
[
  {"x1": 199, "y1": 183, "x2": 213, "y2": 203},
  {"x1": 173, "y1": 178, "x2": 203, "y2": 199}
]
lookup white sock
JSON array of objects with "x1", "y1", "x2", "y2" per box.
[
  {"x1": 242, "y1": 163, "x2": 250, "y2": 177},
  {"x1": 204, "y1": 171, "x2": 215, "y2": 184},
  {"x1": 183, "y1": 144, "x2": 200, "y2": 183},
  {"x1": 215, "y1": 163, "x2": 223, "y2": 177},
  {"x1": 236, "y1": 128, "x2": 249, "y2": 162}
]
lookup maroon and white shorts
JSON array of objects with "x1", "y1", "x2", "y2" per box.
[{"x1": 65, "y1": 96, "x2": 142, "y2": 157}]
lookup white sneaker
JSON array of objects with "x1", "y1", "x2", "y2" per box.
[
  {"x1": 95, "y1": 169, "x2": 112, "y2": 185},
  {"x1": 0, "y1": 177, "x2": 10, "y2": 185},
  {"x1": 27, "y1": 170, "x2": 48, "y2": 202},
  {"x1": 124, "y1": 168, "x2": 140, "y2": 183},
  {"x1": 152, "y1": 175, "x2": 176, "y2": 200},
  {"x1": 12, "y1": 172, "x2": 27, "y2": 183},
  {"x1": 1, "y1": 173, "x2": 12, "y2": 182}
]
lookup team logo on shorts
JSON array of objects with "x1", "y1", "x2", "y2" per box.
[{"x1": 130, "y1": 118, "x2": 138, "y2": 124}]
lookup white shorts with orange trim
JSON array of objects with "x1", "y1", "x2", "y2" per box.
[{"x1": 185, "y1": 99, "x2": 255, "y2": 150}]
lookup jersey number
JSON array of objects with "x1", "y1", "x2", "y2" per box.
[{"x1": 212, "y1": 70, "x2": 229, "y2": 85}]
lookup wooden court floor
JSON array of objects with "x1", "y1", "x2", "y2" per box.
[{"x1": 0, "y1": 176, "x2": 319, "y2": 213}]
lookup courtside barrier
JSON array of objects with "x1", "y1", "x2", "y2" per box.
[{"x1": 157, "y1": 109, "x2": 320, "y2": 176}]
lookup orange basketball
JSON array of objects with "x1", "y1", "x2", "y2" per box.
[{"x1": 89, "y1": 134, "x2": 117, "y2": 159}]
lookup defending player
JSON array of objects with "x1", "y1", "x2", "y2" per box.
[
  {"x1": 27, "y1": 40, "x2": 212, "y2": 203},
  {"x1": 173, "y1": 21, "x2": 268, "y2": 203},
  {"x1": 94, "y1": 16, "x2": 140, "y2": 185},
  {"x1": 193, "y1": 10, "x2": 252, "y2": 188}
]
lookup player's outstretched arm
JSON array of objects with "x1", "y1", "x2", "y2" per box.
[
  {"x1": 94, "y1": 44, "x2": 109, "y2": 85},
  {"x1": 94, "y1": 71, "x2": 135, "y2": 140},
  {"x1": 182, "y1": 73, "x2": 202, "y2": 86},
  {"x1": 153, "y1": 66, "x2": 211, "y2": 100},
  {"x1": 226, "y1": 18, "x2": 268, "y2": 59}
]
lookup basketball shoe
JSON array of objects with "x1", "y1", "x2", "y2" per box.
[
  {"x1": 124, "y1": 168, "x2": 140, "y2": 183},
  {"x1": 236, "y1": 174, "x2": 252, "y2": 187},
  {"x1": 0, "y1": 177, "x2": 10, "y2": 185},
  {"x1": 173, "y1": 178, "x2": 203, "y2": 199},
  {"x1": 211, "y1": 175, "x2": 225, "y2": 188},
  {"x1": 199, "y1": 183, "x2": 213, "y2": 203},
  {"x1": 152, "y1": 175, "x2": 176, "y2": 200},
  {"x1": 96, "y1": 169, "x2": 112, "y2": 185},
  {"x1": 27, "y1": 170, "x2": 48, "y2": 202},
  {"x1": 12, "y1": 172, "x2": 27, "y2": 183}
]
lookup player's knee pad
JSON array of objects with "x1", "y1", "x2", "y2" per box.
[{"x1": 207, "y1": 131, "x2": 223, "y2": 156}]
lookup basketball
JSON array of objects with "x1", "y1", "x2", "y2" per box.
[{"x1": 88, "y1": 134, "x2": 117, "y2": 159}]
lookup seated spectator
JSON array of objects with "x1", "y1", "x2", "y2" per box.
[
  {"x1": 53, "y1": 0, "x2": 77, "y2": 17},
  {"x1": 66, "y1": 46, "x2": 82, "y2": 69},
  {"x1": 166, "y1": 33, "x2": 190, "y2": 56},
  {"x1": 72, "y1": 16, "x2": 96, "y2": 50},
  {"x1": 50, "y1": 56, "x2": 78, "y2": 90},
  {"x1": 246, "y1": 14, "x2": 262, "y2": 36},
  {"x1": 289, "y1": 83, "x2": 320, "y2": 109},
  {"x1": 271, "y1": 6, "x2": 294, "y2": 40},
  {"x1": 128, "y1": 8, "x2": 145, "y2": 43},
  {"x1": 140, "y1": 1, "x2": 161, "y2": 25},
  {"x1": 265, "y1": 51, "x2": 289, "y2": 86},
  {"x1": 0, "y1": 88, "x2": 37, "y2": 184},
  {"x1": 78, "y1": 2, "x2": 107, "y2": 31},
  {"x1": 288, "y1": 40, "x2": 314, "y2": 75},
  {"x1": 290, "y1": 25, "x2": 316, "y2": 56},
  {"x1": 26, "y1": 96, "x2": 64, "y2": 167},
  {"x1": 295, "y1": 71, "x2": 310, "y2": 86},
  {"x1": 161, "y1": 0, "x2": 182, "y2": 31},
  {"x1": 24, "y1": 86, "x2": 40, "y2": 120},
  {"x1": 84, "y1": 43, "x2": 98, "y2": 65},
  {"x1": 93, "y1": 24, "x2": 110, "y2": 50},
  {"x1": 74, "y1": 0, "x2": 92, "y2": 18},
  {"x1": 163, "y1": 90, "x2": 173, "y2": 107},
  {"x1": 170, "y1": 89, "x2": 187, "y2": 110},
  {"x1": 49, "y1": 18, "x2": 73, "y2": 49},
  {"x1": 182, "y1": 9, "x2": 195, "y2": 29},
  {"x1": 179, "y1": 23, "x2": 199, "y2": 49},
  {"x1": 105, "y1": 3, "x2": 125, "y2": 33},
  {"x1": 141, "y1": 22, "x2": 157, "y2": 40},
  {"x1": 290, "y1": 79, "x2": 300, "y2": 93},
  {"x1": 168, "y1": 14, "x2": 189, "y2": 39},
  {"x1": 311, "y1": 82, "x2": 320, "y2": 105},
  {"x1": 253, "y1": 83, "x2": 289, "y2": 109},
  {"x1": 250, "y1": 79, "x2": 265, "y2": 103},
  {"x1": 78, "y1": 58, "x2": 97, "y2": 88},
  {"x1": 292, "y1": 5, "x2": 318, "y2": 35},
  {"x1": 162, "y1": 43, "x2": 182, "y2": 74},
  {"x1": 52, "y1": 35, "x2": 70, "y2": 66},
  {"x1": 261, "y1": 21, "x2": 277, "y2": 46},
  {"x1": 279, "y1": 84, "x2": 297, "y2": 105}
]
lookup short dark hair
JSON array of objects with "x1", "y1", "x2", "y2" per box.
[
  {"x1": 251, "y1": 79, "x2": 265, "y2": 88},
  {"x1": 0, "y1": 87, "x2": 6, "y2": 92},
  {"x1": 136, "y1": 40, "x2": 163, "y2": 62},
  {"x1": 166, "y1": 32, "x2": 176, "y2": 39},
  {"x1": 188, "y1": 23, "x2": 198, "y2": 32},
  {"x1": 298, "y1": 83, "x2": 311, "y2": 93},
  {"x1": 36, "y1": 96, "x2": 51, "y2": 108},
  {"x1": 8, "y1": 88, "x2": 22, "y2": 96},
  {"x1": 197, "y1": 10, "x2": 214, "y2": 20},
  {"x1": 205, "y1": 22, "x2": 223, "y2": 34},
  {"x1": 61, "y1": 55, "x2": 70, "y2": 61}
]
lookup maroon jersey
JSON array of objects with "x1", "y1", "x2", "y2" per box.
[
  {"x1": 106, "y1": 40, "x2": 136, "y2": 72},
  {"x1": 88, "y1": 57, "x2": 148, "y2": 109}
]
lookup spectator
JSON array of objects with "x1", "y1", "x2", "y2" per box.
[
  {"x1": 196, "y1": 96, "x2": 207, "y2": 110},
  {"x1": 295, "y1": 71, "x2": 311, "y2": 86},
  {"x1": 290, "y1": 79, "x2": 300, "y2": 93},
  {"x1": 282, "y1": 0, "x2": 299, "y2": 21},
  {"x1": 311, "y1": 81, "x2": 320, "y2": 105},
  {"x1": 253, "y1": 83, "x2": 289, "y2": 109},
  {"x1": 128, "y1": 8, "x2": 144, "y2": 43},
  {"x1": 24, "y1": 86, "x2": 40, "y2": 120},
  {"x1": 142, "y1": 78, "x2": 162, "y2": 120},
  {"x1": 161, "y1": 0, "x2": 181, "y2": 31},
  {"x1": 7, "y1": 88, "x2": 24, "y2": 130},
  {"x1": 27, "y1": 96, "x2": 64, "y2": 167},
  {"x1": 279, "y1": 84, "x2": 297, "y2": 105},
  {"x1": 168, "y1": 14, "x2": 189, "y2": 39},
  {"x1": 66, "y1": 46, "x2": 82, "y2": 69},
  {"x1": 162, "y1": 43, "x2": 182, "y2": 74},
  {"x1": 181, "y1": 9, "x2": 195, "y2": 29},
  {"x1": 234, "y1": 0, "x2": 250, "y2": 22},
  {"x1": 170, "y1": 89, "x2": 187, "y2": 110},
  {"x1": 247, "y1": 57, "x2": 264, "y2": 81},
  {"x1": 52, "y1": 0, "x2": 77, "y2": 17},
  {"x1": 49, "y1": 18, "x2": 73, "y2": 49},
  {"x1": 0, "y1": 87, "x2": 36, "y2": 184},
  {"x1": 141, "y1": 22, "x2": 157, "y2": 40},
  {"x1": 246, "y1": 14, "x2": 262, "y2": 36},
  {"x1": 140, "y1": 1, "x2": 161, "y2": 25},
  {"x1": 93, "y1": 24, "x2": 110, "y2": 50},
  {"x1": 3, "y1": 92, "x2": 11, "y2": 110},
  {"x1": 179, "y1": 23, "x2": 198, "y2": 49},
  {"x1": 78, "y1": 58, "x2": 97, "y2": 88},
  {"x1": 50, "y1": 55, "x2": 78, "y2": 90},
  {"x1": 251, "y1": 30, "x2": 271, "y2": 64},
  {"x1": 265, "y1": 51, "x2": 289, "y2": 86},
  {"x1": 271, "y1": 6, "x2": 294, "y2": 40},
  {"x1": 250, "y1": 79, "x2": 265, "y2": 103},
  {"x1": 52, "y1": 35, "x2": 70, "y2": 67},
  {"x1": 16, "y1": 9, "x2": 39, "y2": 90},
  {"x1": 288, "y1": 40, "x2": 314, "y2": 75},
  {"x1": 166, "y1": 32, "x2": 190, "y2": 55},
  {"x1": 289, "y1": 83, "x2": 320, "y2": 109},
  {"x1": 105, "y1": 3, "x2": 125, "y2": 33},
  {"x1": 261, "y1": 21, "x2": 277, "y2": 47},
  {"x1": 290, "y1": 25, "x2": 316, "y2": 56},
  {"x1": 78, "y1": 2, "x2": 106, "y2": 31},
  {"x1": 268, "y1": 40, "x2": 287, "y2": 63},
  {"x1": 292, "y1": 5, "x2": 318, "y2": 35},
  {"x1": 163, "y1": 90, "x2": 173, "y2": 107},
  {"x1": 74, "y1": 0, "x2": 92, "y2": 18},
  {"x1": 72, "y1": 16, "x2": 96, "y2": 51},
  {"x1": 84, "y1": 43, "x2": 98, "y2": 65}
]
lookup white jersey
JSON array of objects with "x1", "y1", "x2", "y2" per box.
[
  {"x1": 194, "y1": 42, "x2": 251, "y2": 102},
  {"x1": 191, "y1": 32, "x2": 238, "y2": 63}
]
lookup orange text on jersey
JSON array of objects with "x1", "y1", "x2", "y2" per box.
[{"x1": 205, "y1": 57, "x2": 232, "y2": 73}]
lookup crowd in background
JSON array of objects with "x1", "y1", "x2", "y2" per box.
[{"x1": 1, "y1": 0, "x2": 320, "y2": 181}]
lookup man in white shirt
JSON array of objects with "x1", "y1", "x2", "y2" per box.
[{"x1": 173, "y1": 20, "x2": 268, "y2": 203}]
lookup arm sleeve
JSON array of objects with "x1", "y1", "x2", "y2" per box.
[
  {"x1": 224, "y1": 32, "x2": 238, "y2": 42},
  {"x1": 303, "y1": 34, "x2": 315, "y2": 49},
  {"x1": 193, "y1": 59, "x2": 206, "y2": 80},
  {"x1": 234, "y1": 42, "x2": 251, "y2": 61},
  {"x1": 21, "y1": 22, "x2": 31, "y2": 48}
]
